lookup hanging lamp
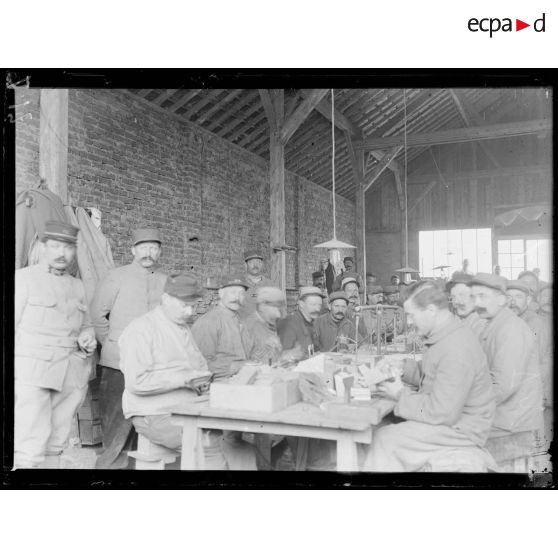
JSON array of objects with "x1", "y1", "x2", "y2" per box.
[{"x1": 314, "y1": 89, "x2": 355, "y2": 276}]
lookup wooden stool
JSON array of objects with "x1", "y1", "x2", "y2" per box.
[
  {"x1": 128, "y1": 434, "x2": 180, "y2": 470},
  {"x1": 486, "y1": 431, "x2": 535, "y2": 473}
]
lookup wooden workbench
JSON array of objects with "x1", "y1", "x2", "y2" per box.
[{"x1": 170, "y1": 397, "x2": 395, "y2": 472}]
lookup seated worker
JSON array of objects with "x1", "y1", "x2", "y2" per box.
[
  {"x1": 277, "y1": 286, "x2": 324, "y2": 359},
  {"x1": 119, "y1": 274, "x2": 228, "y2": 469},
  {"x1": 192, "y1": 274, "x2": 257, "y2": 469},
  {"x1": 470, "y1": 273, "x2": 543, "y2": 441},
  {"x1": 446, "y1": 272, "x2": 485, "y2": 337},
  {"x1": 382, "y1": 285, "x2": 406, "y2": 341},
  {"x1": 314, "y1": 291, "x2": 367, "y2": 352},
  {"x1": 241, "y1": 286, "x2": 304, "y2": 364},
  {"x1": 364, "y1": 281, "x2": 497, "y2": 472},
  {"x1": 341, "y1": 276, "x2": 368, "y2": 341},
  {"x1": 312, "y1": 271, "x2": 329, "y2": 314}
]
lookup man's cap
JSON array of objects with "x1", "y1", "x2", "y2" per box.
[
  {"x1": 41, "y1": 220, "x2": 80, "y2": 244},
  {"x1": 329, "y1": 291, "x2": 350, "y2": 304},
  {"x1": 299, "y1": 286, "x2": 325, "y2": 299},
  {"x1": 446, "y1": 271, "x2": 474, "y2": 292},
  {"x1": 256, "y1": 286, "x2": 285, "y2": 306},
  {"x1": 470, "y1": 273, "x2": 507, "y2": 293},
  {"x1": 517, "y1": 270, "x2": 538, "y2": 282},
  {"x1": 383, "y1": 285, "x2": 399, "y2": 295},
  {"x1": 343, "y1": 256, "x2": 354, "y2": 263},
  {"x1": 390, "y1": 274, "x2": 400, "y2": 280},
  {"x1": 164, "y1": 273, "x2": 204, "y2": 302},
  {"x1": 243, "y1": 248, "x2": 264, "y2": 262},
  {"x1": 312, "y1": 271, "x2": 324, "y2": 279},
  {"x1": 367, "y1": 285, "x2": 383, "y2": 295},
  {"x1": 366, "y1": 272, "x2": 376, "y2": 279},
  {"x1": 506, "y1": 280, "x2": 531, "y2": 295},
  {"x1": 341, "y1": 276, "x2": 359, "y2": 289},
  {"x1": 132, "y1": 228, "x2": 162, "y2": 246},
  {"x1": 219, "y1": 274, "x2": 250, "y2": 290}
]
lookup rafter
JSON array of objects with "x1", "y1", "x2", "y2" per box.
[
  {"x1": 197, "y1": 89, "x2": 243, "y2": 125},
  {"x1": 280, "y1": 89, "x2": 329, "y2": 145},
  {"x1": 167, "y1": 89, "x2": 202, "y2": 113},
  {"x1": 364, "y1": 146, "x2": 403, "y2": 193}
]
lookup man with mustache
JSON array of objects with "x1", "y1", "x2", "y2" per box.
[
  {"x1": 277, "y1": 286, "x2": 324, "y2": 359},
  {"x1": 446, "y1": 272, "x2": 485, "y2": 336},
  {"x1": 91, "y1": 228, "x2": 167, "y2": 469},
  {"x1": 470, "y1": 273, "x2": 543, "y2": 441},
  {"x1": 341, "y1": 276, "x2": 369, "y2": 341},
  {"x1": 14, "y1": 221, "x2": 97, "y2": 468},
  {"x1": 314, "y1": 291, "x2": 367, "y2": 352},
  {"x1": 237, "y1": 248, "x2": 275, "y2": 322},
  {"x1": 191, "y1": 274, "x2": 256, "y2": 469}
]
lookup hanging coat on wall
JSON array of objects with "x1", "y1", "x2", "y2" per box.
[{"x1": 16, "y1": 184, "x2": 69, "y2": 269}]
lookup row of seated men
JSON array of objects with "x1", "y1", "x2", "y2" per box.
[{"x1": 14, "y1": 222, "x2": 552, "y2": 471}]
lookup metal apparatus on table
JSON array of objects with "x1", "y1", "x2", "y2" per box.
[{"x1": 353, "y1": 303, "x2": 404, "y2": 357}]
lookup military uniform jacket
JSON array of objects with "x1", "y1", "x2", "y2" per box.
[
  {"x1": 237, "y1": 275, "x2": 275, "y2": 322},
  {"x1": 397, "y1": 315, "x2": 496, "y2": 447},
  {"x1": 15, "y1": 263, "x2": 94, "y2": 391},
  {"x1": 478, "y1": 307, "x2": 543, "y2": 433},
  {"x1": 277, "y1": 309, "x2": 318, "y2": 357},
  {"x1": 314, "y1": 313, "x2": 367, "y2": 352},
  {"x1": 191, "y1": 304, "x2": 247, "y2": 379},
  {"x1": 90, "y1": 260, "x2": 167, "y2": 369}
]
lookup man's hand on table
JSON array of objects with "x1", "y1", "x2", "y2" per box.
[{"x1": 376, "y1": 373, "x2": 404, "y2": 401}]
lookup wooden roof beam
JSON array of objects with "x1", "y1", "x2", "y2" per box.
[
  {"x1": 449, "y1": 89, "x2": 502, "y2": 168},
  {"x1": 356, "y1": 119, "x2": 551, "y2": 151},
  {"x1": 152, "y1": 89, "x2": 181, "y2": 105},
  {"x1": 167, "y1": 89, "x2": 202, "y2": 113},
  {"x1": 280, "y1": 89, "x2": 329, "y2": 145},
  {"x1": 364, "y1": 146, "x2": 403, "y2": 193},
  {"x1": 197, "y1": 89, "x2": 243, "y2": 125},
  {"x1": 206, "y1": 90, "x2": 259, "y2": 132}
]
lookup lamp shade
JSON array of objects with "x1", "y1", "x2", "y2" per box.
[{"x1": 314, "y1": 238, "x2": 356, "y2": 250}]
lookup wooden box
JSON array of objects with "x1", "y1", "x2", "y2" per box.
[
  {"x1": 209, "y1": 378, "x2": 301, "y2": 414},
  {"x1": 78, "y1": 418, "x2": 103, "y2": 446}
]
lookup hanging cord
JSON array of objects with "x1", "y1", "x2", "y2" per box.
[
  {"x1": 403, "y1": 89, "x2": 409, "y2": 268},
  {"x1": 331, "y1": 88, "x2": 337, "y2": 239},
  {"x1": 430, "y1": 146, "x2": 449, "y2": 189}
]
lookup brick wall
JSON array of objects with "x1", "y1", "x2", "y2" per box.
[{"x1": 15, "y1": 88, "x2": 355, "y2": 294}]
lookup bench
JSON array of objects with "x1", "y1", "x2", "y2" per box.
[
  {"x1": 128, "y1": 433, "x2": 180, "y2": 470},
  {"x1": 486, "y1": 431, "x2": 535, "y2": 473}
]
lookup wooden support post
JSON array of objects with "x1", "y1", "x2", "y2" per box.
[
  {"x1": 354, "y1": 147, "x2": 366, "y2": 284},
  {"x1": 39, "y1": 89, "x2": 69, "y2": 202},
  {"x1": 268, "y1": 90, "x2": 286, "y2": 291}
]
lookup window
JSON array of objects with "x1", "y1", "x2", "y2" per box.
[
  {"x1": 498, "y1": 238, "x2": 552, "y2": 281},
  {"x1": 419, "y1": 228, "x2": 492, "y2": 278}
]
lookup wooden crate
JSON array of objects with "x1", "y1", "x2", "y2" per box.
[
  {"x1": 210, "y1": 378, "x2": 301, "y2": 414},
  {"x1": 78, "y1": 419, "x2": 103, "y2": 446}
]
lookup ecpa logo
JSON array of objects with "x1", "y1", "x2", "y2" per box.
[{"x1": 468, "y1": 13, "x2": 546, "y2": 37}]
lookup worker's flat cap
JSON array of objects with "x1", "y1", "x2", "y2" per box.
[
  {"x1": 343, "y1": 256, "x2": 354, "y2": 263},
  {"x1": 341, "y1": 276, "x2": 359, "y2": 289},
  {"x1": 164, "y1": 273, "x2": 204, "y2": 302},
  {"x1": 243, "y1": 249, "x2": 264, "y2": 261},
  {"x1": 470, "y1": 273, "x2": 507, "y2": 293},
  {"x1": 329, "y1": 291, "x2": 350, "y2": 304},
  {"x1": 132, "y1": 228, "x2": 162, "y2": 246},
  {"x1": 367, "y1": 285, "x2": 383, "y2": 295},
  {"x1": 219, "y1": 275, "x2": 250, "y2": 290},
  {"x1": 312, "y1": 271, "x2": 324, "y2": 279},
  {"x1": 383, "y1": 285, "x2": 399, "y2": 294},
  {"x1": 256, "y1": 286, "x2": 285, "y2": 305},
  {"x1": 41, "y1": 220, "x2": 79, "y2": 244},
  {"x1": 299, "y1": 286, "x2": 325, "y2": 299},
  {"x1": 446, "y1": 271, "x2": 474, "y2": 292},
  {"x1": 506, "y1": 280, "x2": 531, "y2": 295}
]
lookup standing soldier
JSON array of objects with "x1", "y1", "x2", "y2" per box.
[
  {"x1": 14, "y1": 221, "x2": 97, "y2": 468},
  {"x1": 91, "y1": 228, "x2": 167, "y2": 469},
  {"x1": 238, "y1": 248, "x2": 275, "y2": 322}
]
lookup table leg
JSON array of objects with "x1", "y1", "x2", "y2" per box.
[
  {"x1": 180, "y1": 417, "x2": 204, "y2": 470},
  {"x1": 337, "y1": 435, "x2": 359, "y2": 472},
  {"x1": 254, "y1": 434, "x2": 273, "y2": 470}
]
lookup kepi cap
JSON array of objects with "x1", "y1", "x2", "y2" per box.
[
  {"x1": 299, "y1": 286, "x2": 325, "y2": 299},
  {"x1": 312, "y1": 271, "x2": 324, "y2": 279},
  {"x1": 367, "y1": 285, "x2": 383, "y2": 295},
  {"x1": 506, "y1": 280, "x2": 531, "y2": 295},
  {"x1": 164, "y1": 273, "x2": 204, "y2": 302},
  {"x1": 329, "y1": 291, "x2": 349, "y2": 304},
  {"x1": 132, "y1": 228, "x2": 162, "y2": 246},
  {"x1": 471, "y1": 273, "x2": 507, "y2": 293},
  {"x1": 219, "y1": 274, "x2": 250, "y2": 290},
  {"x1": 244, "y1": 248, "x2": 264, "y2": 262},
  {"x1": 341, "y1": 276, "x2": 359, "y2": 289},
  {"x1": 41, "y1": 220, "x2": 79, "y2": 244},
  {"x1": 446, "y1": 271, "x2": 474, "y2": 292},
  {"x1": 256, "y1": 286, "x2": 285, "y2": 306}
]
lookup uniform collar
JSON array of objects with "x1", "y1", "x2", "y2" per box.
[
  {"x1": 423, "y1": 313, "x2": 461, "y2": 346},
  {"x1": 132, "y1": 259, "x2": 159, "y2": 274}
]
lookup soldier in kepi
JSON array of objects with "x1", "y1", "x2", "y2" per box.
[
  {"x1": 237, "y1": 248, "x2": 275, "y2": 322},
  {"x1": 14, "y1": 221, "x2": 97, "y2": 468}
]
